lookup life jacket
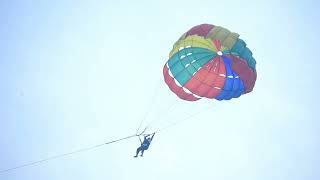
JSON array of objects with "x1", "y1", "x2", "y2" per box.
[{"x1": 142, "y1": 139, "x2": 151, "y2": 148}]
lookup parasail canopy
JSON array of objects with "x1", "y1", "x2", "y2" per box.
[{"x1": 163, "y1": 24, "x2": 257, "y2": 101}]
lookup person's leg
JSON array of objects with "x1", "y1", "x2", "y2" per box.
[
  {"x1": 140, "y1": 147, "x2": 146, "y2": 156},
  {"x1": 134, "y1": 147, "x2": 142, "y2": 157}
]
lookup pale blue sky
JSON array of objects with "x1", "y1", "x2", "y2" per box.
[{"x1": 1, "y1": 0, "x2": 320, "y2": 179}]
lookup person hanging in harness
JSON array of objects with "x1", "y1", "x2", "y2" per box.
[{"x1": 134, "y1": 133, "x2": 155, "y2": 158}]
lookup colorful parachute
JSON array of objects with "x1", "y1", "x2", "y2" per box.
[{"x1": 163, "y1": 24, "x2": 257, "y2": 101}]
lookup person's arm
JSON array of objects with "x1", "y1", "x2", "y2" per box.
[{"x1": 150, "y1": 133, "x2": 155, "y2": 141}]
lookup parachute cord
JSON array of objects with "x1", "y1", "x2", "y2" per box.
[
  {"x1": 136, "y1": 77, "x2": 163, "y2": 135},
  {"x1": 154, "y1": 109, "x2": 204, "y2": 134},
  {"x1": 143, "y1": 100, "x2": 179, "y2": 131},
  {"x1": 0, "y1": 134, "x2": 139, "y2": 174},
  {"x1": 145, "y1": 101, "x2": 226, "y2": 135},
  {"x1": 140, "y1": 110, "x2": 203, "y2": 136}
]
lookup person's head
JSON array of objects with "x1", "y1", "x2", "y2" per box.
[{"x1": 147, "y1": 137, "x2": 151, "y2": 141}]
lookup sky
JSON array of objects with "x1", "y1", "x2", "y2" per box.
[{"x1": 1, "y1": 0, "x2": 320, "y2": 179}]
